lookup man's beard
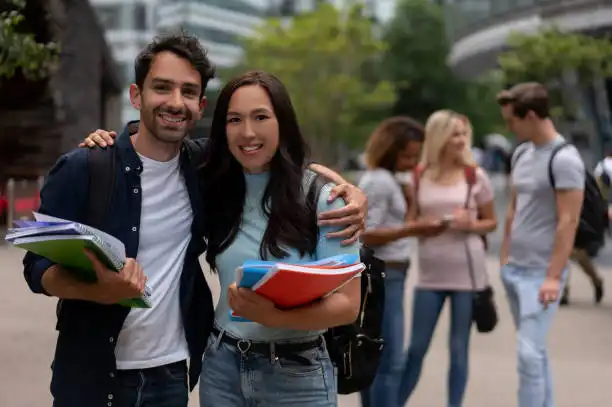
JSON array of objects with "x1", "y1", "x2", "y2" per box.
[{"x1": 141, "y1": 104, "x2": 195, "y2": 144}]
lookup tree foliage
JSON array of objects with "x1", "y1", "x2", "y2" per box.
[
  {"x1": 235, "y1": 2, "x2": 395, "y2": 163},
  {"x1": 498, "y1": 27, "x2": 612, "y2": 86},
  {"x1": 383, "y1": 0, "x2": 504, "y2": 140},
  {"x1": 0, "y1": 0, "x2": 60, "y2": 81}
]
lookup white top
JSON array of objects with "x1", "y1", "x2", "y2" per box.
[
  {"x1": 359, "y1": 168, "x2": 412, "y2": 263},
  {"x1": 114, "y1": 153, "x2": 192, "y2": 370},
  {"x1": 594, "y1": 157, "x2": 612, "y2": 181}
]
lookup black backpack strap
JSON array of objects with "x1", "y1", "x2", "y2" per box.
[
  {"x1": 183, "y1": 138, "x2": 208, "y2": 167},
  {"x1": 304, "y1": 169, "x2": 328, "y2": 210},
  {"x1": 547, "y1": 142, "x2": 570, "y2": 189},
  {"x1": 511, "y1": 146, "x2": 527, "y2": 171},
  {"x1": 87, "y1": 147, "x2": 116, "y2": 228}
]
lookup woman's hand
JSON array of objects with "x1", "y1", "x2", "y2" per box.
[
  {"x1": 418, "y1": 217, "x2": 448, "y2": 238},
  {"x1": 79, "y1": 129, "x2": 117, "y2": 148},
  {"x1": 318, "y1": 184, "x2": 367, "y2": 245},
  {"x1": 449, "y1": 208, "x2": 473, "y2": 232},
  {"x1": 228, "y1": 283, "x2": 282, "y2": 327}
]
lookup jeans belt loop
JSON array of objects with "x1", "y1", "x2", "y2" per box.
[{"x1": 213, "y1": 327, "x2": 225, "y2": 351}]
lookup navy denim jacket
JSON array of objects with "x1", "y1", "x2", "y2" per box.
[{"x1": 22, "y1": 124, "x2": 214, "y2": 406}]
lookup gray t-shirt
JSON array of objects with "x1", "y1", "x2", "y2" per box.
[
  {"x1": 508, "y1": 136, "x2": 585, "y2": 269},
  {"x1": 359, "y1": 168, "x2": 412, "y2": 263}
]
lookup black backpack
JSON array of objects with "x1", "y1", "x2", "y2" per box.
[
  {"x1": 514, "y1": 143, "x2": 609, "y2": 256},
  {"x1": 304, "y1": 171, "x2": 386, "y2": 394}
]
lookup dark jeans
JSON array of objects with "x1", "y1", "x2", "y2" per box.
[
  {"x1": 114, "y1": 360, "x2": 189, "y2": 407},
  {"x1": 398, "y1": 289, "x2": 473, "y2": 407},
  {"x1": 360, "y1": 264, "x2": 408, "y2": 407}
]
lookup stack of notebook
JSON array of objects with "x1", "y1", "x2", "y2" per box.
[
  {"x1": 231, "y1": 253, "x2": 364, "y2": 321},
  {"x1": 5, "y1": 212, "x2": 151, "y2": 308}
]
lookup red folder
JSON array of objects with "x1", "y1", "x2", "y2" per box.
[{"x1": 253, "y1": 262, "x2": 364, "y2": 309}]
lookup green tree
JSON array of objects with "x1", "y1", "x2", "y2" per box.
[
  {"x1": 497, "y1": 28, "x2": 612, "y2": 119},
  {"x1": 498, "y1": 27, "x2": 612, "y2": 86},
  {"x1": 0, "y1": 0, "x2": 60, "y2": 80},
  {"x1": 235, "y1": 2, "x2": 395, "y2": 164},
  {"x1": 383, "y1": 0, "x2": 503, "y2": 139}
]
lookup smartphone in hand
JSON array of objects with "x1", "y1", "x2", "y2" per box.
[{"x1": 441, "y1": 214, "x2": 454, "y2": 226}]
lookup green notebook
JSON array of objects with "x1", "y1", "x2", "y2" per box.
[{"x1": 14, "y1": 235, "x2": 151, "y2": 308}]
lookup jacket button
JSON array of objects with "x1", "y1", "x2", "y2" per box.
[
  {"x1": 107, "y1": 403, "x2": 112, "y2": 407},
  {"x1": 125, "y1": 166, "x2": 130, "y2": 172},
  {"x1": 108, "y1": 394, "x2": 114, "y2": 400},
  {"x1": 109, "y1": 337, "x2": 114, "y2": 343},
  {"x1": 109, "y1": 372, "x2": 115, "y2": 378},
  {"x1": 133, "y1": 188, "x2": 139, "y2": 194},
  {"x1": 131, "y1": 226, "x2": 137, "y2": 232}
]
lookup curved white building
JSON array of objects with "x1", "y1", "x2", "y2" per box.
[{"x1": 446, "y1": 0, "x2": 612, "y2": 78}]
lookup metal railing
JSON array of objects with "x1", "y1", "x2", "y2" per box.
[{"x1": 1, "y1": 177, "x2": 44, "y2": 231}]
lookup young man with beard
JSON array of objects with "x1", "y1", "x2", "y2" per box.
[
  {"x1": 23, "y1": 33, "x2": 366, "y2": 407},
  {"x1": 498, "y1": 83, "x2": 584, "y2": 407}
]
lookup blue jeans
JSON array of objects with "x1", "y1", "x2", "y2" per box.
[
  {"x1": 199, "y1": 332, "x2": 337, "y2": 406},
  {"x1": 501, "y1": 264, "x2": 567, "y2": 407},
  {"x1": 397, "y1": 289, "x2": 474, "y2": 407},
  {"x1": 113, "y1": 361, "x2": 188, "y2": 407},
  {"x1": 360, "y1": 265, "x2": 408, "y2": 407}
]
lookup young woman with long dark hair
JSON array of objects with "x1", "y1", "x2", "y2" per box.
[{"x1": 199, "y1": 70, "x2": 362, "y2": 407}]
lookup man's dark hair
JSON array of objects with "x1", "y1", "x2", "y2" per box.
[
  {"x1": 496, "y1": 82, "x2": 550, "y2": 119},
  {"x1": 134, "y1": 32, "x2": 216, "y2": 98}
]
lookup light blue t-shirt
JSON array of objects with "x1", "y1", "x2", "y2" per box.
[{"x1": 214, "y1": 171, "x2": 361, "y2": 341}]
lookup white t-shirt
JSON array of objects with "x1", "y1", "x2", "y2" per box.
[
  {"x1": 114, "y1": 153, "x2": 193, "y2": 370},
  {"x1": 594, "y1": 157, "x2": 612, "y2": 180}
]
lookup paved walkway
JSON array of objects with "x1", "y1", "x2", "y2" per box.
[{"x1": 1, "y1": 246, "x2": 611, "y2": 407}]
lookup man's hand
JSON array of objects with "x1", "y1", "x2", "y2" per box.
[
  {"x1": 79, "y1": 129, "x2": 117, "y2": 148},
  {"x1": 539, "y1": 277, "x2": 561, "y2": 308},
  {"x1": 84, "y1": 249, "x2": 147, "y2": 305},
  {"x1": 228, "y1": 283, "x2": 281, "y2": 327},
  {"x1": 318, "y1": 184, "x2": 367, "y2": 245}
]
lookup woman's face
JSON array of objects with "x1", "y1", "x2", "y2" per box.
[
  {"x1": 442, "y1": 117, "x2": 468, "y2": 160},
  {"x1": 395, "y1": 140, "x2": 422, "y2": 172},
  {"x1": 225, "y1": 85, "x2": 280, "y2": 173}
]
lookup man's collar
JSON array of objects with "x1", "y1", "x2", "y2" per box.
[{"x1": 116, "y1": 121, "x2": 143, "y2": 171}]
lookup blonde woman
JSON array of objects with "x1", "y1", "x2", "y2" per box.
[{"x1": 397, "y1": 110, "x2": 497, "y2": 407}]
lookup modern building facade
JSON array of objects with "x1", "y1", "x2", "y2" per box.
[
  {"x1": 91, "y1": 0, "x2": 157, "y2": 123},
  {"x1": 445, "y1": 0, "x2": 612, "y2": 165},
  {"x1": 91, "y1": 0, "x2": 268, "y2": 129},
  {"x1": 446, "y1": 0, "x2": 612, "y2": 79}
]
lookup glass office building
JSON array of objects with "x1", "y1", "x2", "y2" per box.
[
  {"x1": 444, "y1": 0, "x2": 612, "y2": 164},
  {"x1": 446, "y1": 0, "x2": 612, "y2": 77},
  {"x1": 91, "y1": 0, "x2": 267, "y2": 125}
]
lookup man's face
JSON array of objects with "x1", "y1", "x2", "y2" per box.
[
  {"x1": 130, "y1": 51, "x2": 206, "y2": 144},
  {"x1": 501, "y1": 104, "x2": 530, "y2": 141}
]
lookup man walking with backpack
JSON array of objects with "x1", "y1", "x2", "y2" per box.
[{"x1": 497, "y1": 82, "x2": 585, "y2": 407}]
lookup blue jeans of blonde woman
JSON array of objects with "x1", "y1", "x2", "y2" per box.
[
  {"x1": 199, "y1": 330, "x2": 337, "y2": 407},
  {"x1": 501, "y1": 264, "x2": 568, "y2": 407},
  {"x1": 360, "y1": 264, "x2": 409, "y2": 407},
  {"x1": 397, "y1": 289, "x2": 474, "y2": 407}
]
